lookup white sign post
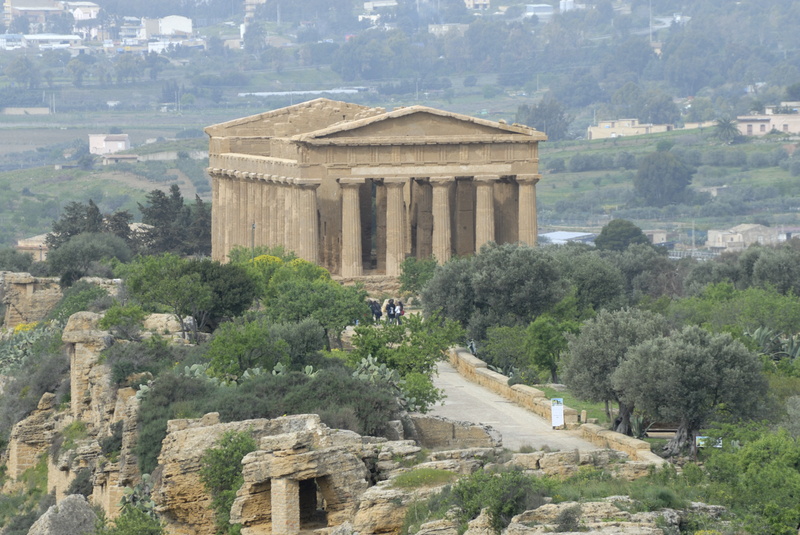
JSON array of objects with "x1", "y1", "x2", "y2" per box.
[{"x1": 551, "y1": 398, "x2": 564, "y2": 428}]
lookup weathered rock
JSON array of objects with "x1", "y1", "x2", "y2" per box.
[
  {"x1": 2, "y1": 272, "x2": 62, "y2": 329},
  {"x1": 416, "y1": 518, "x2": 460, "y2": 535},
  {"x1": 351, "y1": 484, "x2": 415, "y2": 534},
  {"x1": 63, "y1": 312, "x2": 115, "y2": 433},
  {"x1": 27, "y1": 494, "x2": 97, "y2": 535},
  {"x1": 6, "y1": 393, "x2": 59, "y2": 481},
  {"x1": 153, "y1": 414, "x2": 286, "y2": 535},
  {"x1": 464, "y1": 508, "x2": 493, "y2": 535},
  {"x1": 142, "y1": 313, "x2": 184, "y2": 334}
]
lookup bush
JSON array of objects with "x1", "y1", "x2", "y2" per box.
[
  {"x1": 46, "y1": 281, "x2": 109, "y2": 324},
  {"x1": 103, "y1": 336, "x2": 181, "y2": 385},
  {"x1": 392, "y1": 468, "x2": 458, "y2": 489},
  {"x1": 452, "y1": 470, "x2": 551, "y2": 532},
  {"x1": 99, "y1": 303, "x2": 147, "y2": 340},
  {"x1": 200, "y1": 430, "x2": 257, "y2": 534}
]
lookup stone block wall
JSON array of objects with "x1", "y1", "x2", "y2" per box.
[
  {"x1": 409, "y1": 415, "x2": 501, "y2": 449},
  {"x1": 579, "y1": 423, "x2": 666, "y2": 464},
  {"x1": 448, "y1": 347, "x2": 665, "y2": 464},
  {"x1": 448, "y1": 348, "x2": 578, "y2": 424},
  {"x1": 2, "y1": 273, "x2": 62, "y2": 329}
]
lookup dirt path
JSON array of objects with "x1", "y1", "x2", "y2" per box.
[{"x1": 429, "y1": 361, "x2": 599, "y2": 452}]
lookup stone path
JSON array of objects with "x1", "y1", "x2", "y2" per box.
[{"x1": 429, "y1": 361, "x2": 598, "y2": 452}]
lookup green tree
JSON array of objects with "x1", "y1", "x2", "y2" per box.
[
  {"x1": 0, "y1": 248, "x2": 33, "y2": 272},
  {"x1": 526, "y1": 312, "x2": 580, "y2": 383},
  {"x1": 5, "y1": 56, "x2": 40, "y2": 89},
  {"x1": 399, "y1": 256, "x2": 438, "y2": 296},
  {"x1": 200, "y1": 431, "x2": 257, "y2": 535},
  {"x1": 613, "y1": 326, "x2": 766, "y2": 456},
  {"x1": 594, "y1": 219, "x2": 650, "y2": 252},
  {"x1": 515, "y1": 97, "x2": 573, "y2": 141},
  {"x1": 562, "y1": 308, "x2": 670, "y2": 434},
  {"x1": 422, "y1": 243, "x2": 567, "y2": 340},
  {"x1": 633, "y1": 151, "x2": 694, "y2": 207},
  {"x1": 123, "y1": 254, "x2": 212, "y2": 340},
  {"x1": 46, "y1": 200, "x2": 104, "y2": 250},
  {"x1": 47, "y1": 233, "x2": 133, "y2": 286},
  {"x1": 350, "y1": 311, "x2": 463, "y2": 412},
  {"x1": 713, "y1": 117, "x2": 740, "y2": 144}
]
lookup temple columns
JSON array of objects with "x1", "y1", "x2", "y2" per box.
[
  {"x1": 517, "y1": 174, "x2": 540, "y2": 246},
  {"x1": 296, "y1": 180, "x2": 321, "y2": 264},
  {"x1": 385, "y1": 178, "x2": 406, "y2": 276},
  {"x1": 474, "y1": 175, "x2": 498, "y2": 251},
  {"x1": 430, "y1": 177, "x2": 454, "y2": 264},
  {"x1": 339, "y1": 178, "x2": 364, "y2": 277}
]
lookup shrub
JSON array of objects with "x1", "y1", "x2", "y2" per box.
[
  {"x1": 200, "y1": 430, "x2": 257, "y2": 534},
  {"x1": 392, "y1": 468, "x2": 458, "y2": 489},
  {"x1": 46, "y1": 281, "x2": 109, "y2": 324},
  {"x1": 99, "y1": 303, "x2": 147, "y2": 340},
  {"x1": 554, "y1": 505, "x2": 582, "y2": 532},
  {"x1": 452, "y1": 470, "x2": 551, "y2": 532},
  {"x1": 103, "y1": 336, "x2": 179, "y2": 385}
]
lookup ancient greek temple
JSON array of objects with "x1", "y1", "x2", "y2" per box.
[{"x1": 205, "y1": 98, "x2": 546, "y2": 277}]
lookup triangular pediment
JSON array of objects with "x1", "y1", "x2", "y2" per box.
[
  {"x1": 295, "y1": 106, "x2": 545, "y2": 142},
  {"x1": 204, "y1": 98, "x2": 382, "y2": 138}
]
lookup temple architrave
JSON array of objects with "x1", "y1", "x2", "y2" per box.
[{"x1": 205, "y1": 98, "x2": 546, "y2": 277}]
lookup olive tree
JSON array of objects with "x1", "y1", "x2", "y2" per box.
[
  {"x1": 562, "y1": 308, "x2": 670, "y2": 434},
  {"x1": 613, "y1": 326, "x2": 766, "y2": 456}
]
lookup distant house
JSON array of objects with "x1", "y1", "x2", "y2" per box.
[
  {"x1": 0, "y1": 34, "x2": 25, "y2": 50},
  {"x1": 16, "y1": 233, "x2": 49, "y2": 261},
  {"x1": 364, "y1": 0, "x2": 397, "y2": 10},
  {"x1": 645, "y1": 229, "x2": 669, "y2": 245},
  {"x1": 464, "y1": 0, "x2": 490, "y2": 9},
  {"x1": 706, "y1": 224, "x2": 779, "y2": 251},
  {"x1": 89, "y1": 133, "x2": 130, "y2": 155},
  {"x1": 587, "y1": 118, "x2": 673, "y2": 140},
  {"x1": 61, "y1": 1, "x2": 100, "y2": 20},
  {"x1": 23, "y1": 33, "x2": 82, "y2": 49},
  {"x1": 141, "y1": 15, "x2": 192, "y2": 38}
]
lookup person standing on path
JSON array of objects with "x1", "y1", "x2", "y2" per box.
[
  {"x1": 396, "y1": 300, "x2": 404, "y2": 325},
  {"x1": 386, "y1": 299, "x2": 396, "y2": 324}
]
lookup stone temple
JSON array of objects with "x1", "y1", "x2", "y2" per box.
[{"x1": 205, "y1": 98, "x2": 546, "y2": 277}]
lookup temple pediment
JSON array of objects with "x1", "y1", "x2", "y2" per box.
[{"x1": 293, "y1": 106, "x2": 546, "y2": 144}]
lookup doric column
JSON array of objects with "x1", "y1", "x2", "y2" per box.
[
  {"x1": 296, "y1": 180, "x2": 320, "y2": 264},
  {"x1": 257, "y1": 174, "x2": 268, "y2": 247},
  {"x1": 283, "y1": 178, "x2": 295, "y2": 252},
  {"x1": 415, "y1": 179, "x2": 433, "y2": 258},
  {"x1": 246, "y1": 174, "x2": 256, "y2": 249},
  {"x1": 474, "y1": 175, "x2": 498, "y2": 251},
  {"x1": 222, "y1": 172, "x2": 234, "y2": 260},
  {"x1": 517, "y1": 174, "x2": 541, "y2": 246},
  {"x1": 209, "y1": 168, "x2": 221, "y2": 261},
  {"x1": 339, "y1": 178, "x2": 364, "y2": 277},
  {"x1": 271, "y1": 478, "x2": 299, "y2": 535},
  {"x1": 430, "y1": 177, "x2": 454, "y2": 264},
  {"x1": 274, "y1": 178, "x2": 285, "y2": 248},
  {"x1": 384, "y1": 178, "x2": 406, "y2": 276}
]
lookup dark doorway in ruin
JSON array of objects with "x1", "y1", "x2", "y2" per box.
[{"x1": 299, "y1": 478, "x2": 327, "y2": 530}]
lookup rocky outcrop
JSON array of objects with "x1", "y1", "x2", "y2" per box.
[
  {"x1": 62, "y1": 312, "x2": 114, "y2": 433},
  {"x1": 6, "y1": 393, "x2": 60, "y2": 482},
  {"x1": 26, "y1": 494, "x2": 98, "y2": 535},
  {"x1": 152, "y1": 413, "x2": 298, "y2": 535},
  {"x1": 2, "y1": 272, "x2": 62, "y2": 329}
]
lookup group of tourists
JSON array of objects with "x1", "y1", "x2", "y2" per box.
[{"x1": 368, "y1": 298, "x2": 405, "y2": 324}]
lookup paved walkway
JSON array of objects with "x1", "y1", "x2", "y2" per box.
[{"x1": 429, "y1": 361, "x2": 598, "y2": 452}]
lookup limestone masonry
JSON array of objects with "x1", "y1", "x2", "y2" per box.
[{"x1": 206, "y1": 98, "x2": 546, "y2": 275}]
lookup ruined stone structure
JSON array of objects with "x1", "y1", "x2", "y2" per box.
[
  {"x1": 206, "y1": 98, "x2": 546, "y2": 276},
  {"x1": 1, "y1": 272, "x2": 62, "y2": 328}
]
